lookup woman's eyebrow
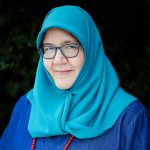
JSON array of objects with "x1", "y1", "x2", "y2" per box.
[
  {"x1": 60, "y1": 40, "x2": 78, "y2": 44},
  {"x1": 43, "y1": 40, "x2": 79, "y2": 46},
  {"x1": 43, "y1": 43, "x2": 54, "y2": 46}
]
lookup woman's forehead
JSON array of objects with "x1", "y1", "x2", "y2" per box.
[{"x1": 43, "y1": 28, "x2": 80, "y2": 44}]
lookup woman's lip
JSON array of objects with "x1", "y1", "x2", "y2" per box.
[
  {"x1": 53, "y1": 70, "x2": 73, "y2": 76},
  {"x1": 54, "y1": 70, "x2": 72, "y2": 72}
]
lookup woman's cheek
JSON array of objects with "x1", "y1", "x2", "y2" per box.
[{"x1": 43, "y1": 59, "x2": 53, "y2": 74}]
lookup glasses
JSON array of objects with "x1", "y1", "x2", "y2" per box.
[{"x1": 38, "y1": 43, "x2": 81, "y2": 59}]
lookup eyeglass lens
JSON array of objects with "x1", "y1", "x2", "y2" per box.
[{"x1": 39, "y1": 44, "x2": 80, "y2": 59}]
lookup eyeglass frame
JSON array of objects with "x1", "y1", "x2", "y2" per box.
[{"x1": 38, "y1": 43, "x2": 82, "y2": 59}]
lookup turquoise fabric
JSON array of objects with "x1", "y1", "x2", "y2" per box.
[{"x1": 27, "y1": 5, "x2": 137, "y2": 139}]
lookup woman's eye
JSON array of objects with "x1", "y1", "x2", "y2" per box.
[
  {"x1": 67, "y1": 45, "x2": 76, "y2": 49},
  {"x1": 45, "y1": 47, "x2": 54, "y2": 51},
  {"x1": 43, "y1": 47, "x2": 48, "y2": 52},
  {"x1": 49, "y1": 47, "x2": 55, "y2": 50}
]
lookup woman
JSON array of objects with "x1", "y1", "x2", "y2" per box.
[{"x1": 0, "y1": 5, "x2": 150, "y2": 150}]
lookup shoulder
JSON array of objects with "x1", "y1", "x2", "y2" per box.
[
  {"x1": 2, "y1": 93, "x2": 31, "y2": 130},
  {"x1": 124, "y1": 100, "x2": 148, "y2": 114},
  {"x1": 14, "y1": 93, "x2": 30, "y2": 109},
  {"x1": 114, "y1": 100, "x2": 150, "y2": 149},
  {"x1": 88, "y1": 100, "x2": 150, "y2": 149},
  {"x1": 114, "y1": 100, "x2": 150, "y2": 142},
  {"x1": 118, "y1": 100, "x2": 150, "y2": 124},
  {"x1": 1, "y1": 93, "x2": 31, "y2": 132},
  {"x1": 9, "y1": 93, "x2": 31, "y2": 117},
  {"x1": 99, "y1": 100, "x2": 150, "y2": 143},
  {"x1": 0, "y1": 93, "x2": 32, "y2": 149},
  {"x1": 9, "y1": 93, "x2": 31, "y2": 126}
]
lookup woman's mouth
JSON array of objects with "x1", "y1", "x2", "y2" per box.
[{"x1": 53, "y1": 70, "x2": 73, "y2": 76}]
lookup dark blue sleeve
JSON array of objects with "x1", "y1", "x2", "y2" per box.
[
  {"x1": 0, "y1": 94, "x2": 32, "y2": 150},
  {"x1": 0, "y1": 97, "x2": 23, "y2": 149},
  {"x1": 121, "y1": 106, "x2": 150, "y2": 150}
]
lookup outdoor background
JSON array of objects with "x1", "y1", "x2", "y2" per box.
[{"x1": 0, "y1": 0, "x2": 150, "y2": 136}]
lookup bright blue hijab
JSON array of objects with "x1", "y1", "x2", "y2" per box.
[{"x1": 27, "y1": 5, "x2": 137, "y2": 139}]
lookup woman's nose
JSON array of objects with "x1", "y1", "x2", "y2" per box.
[{"x1": 52, "y1": 49, "x2": 68, "y2": 64}]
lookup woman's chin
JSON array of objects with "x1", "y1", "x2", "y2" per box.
[{"x1": 54, "y1": 80, "x2": 73, "y2": 90}]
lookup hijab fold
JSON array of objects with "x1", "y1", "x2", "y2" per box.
[{"x1": 27, "y1": 5, "x2": 137, "y2": 139}]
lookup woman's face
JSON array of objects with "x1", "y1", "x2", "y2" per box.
[{"x1": 43, "y1": 28, "x2": 84, "y2": 89}]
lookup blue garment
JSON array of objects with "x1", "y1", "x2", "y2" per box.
[
  {"x1": 27, "y1": 5, "x2": 137, "y2": 138},
  {"x1": 1, "y1": 94, "x2": 150, "y2": 150}
]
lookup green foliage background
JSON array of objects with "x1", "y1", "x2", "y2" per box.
[{"x1": 0, "y1": 0, "x2": 150, "y2": 135}]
